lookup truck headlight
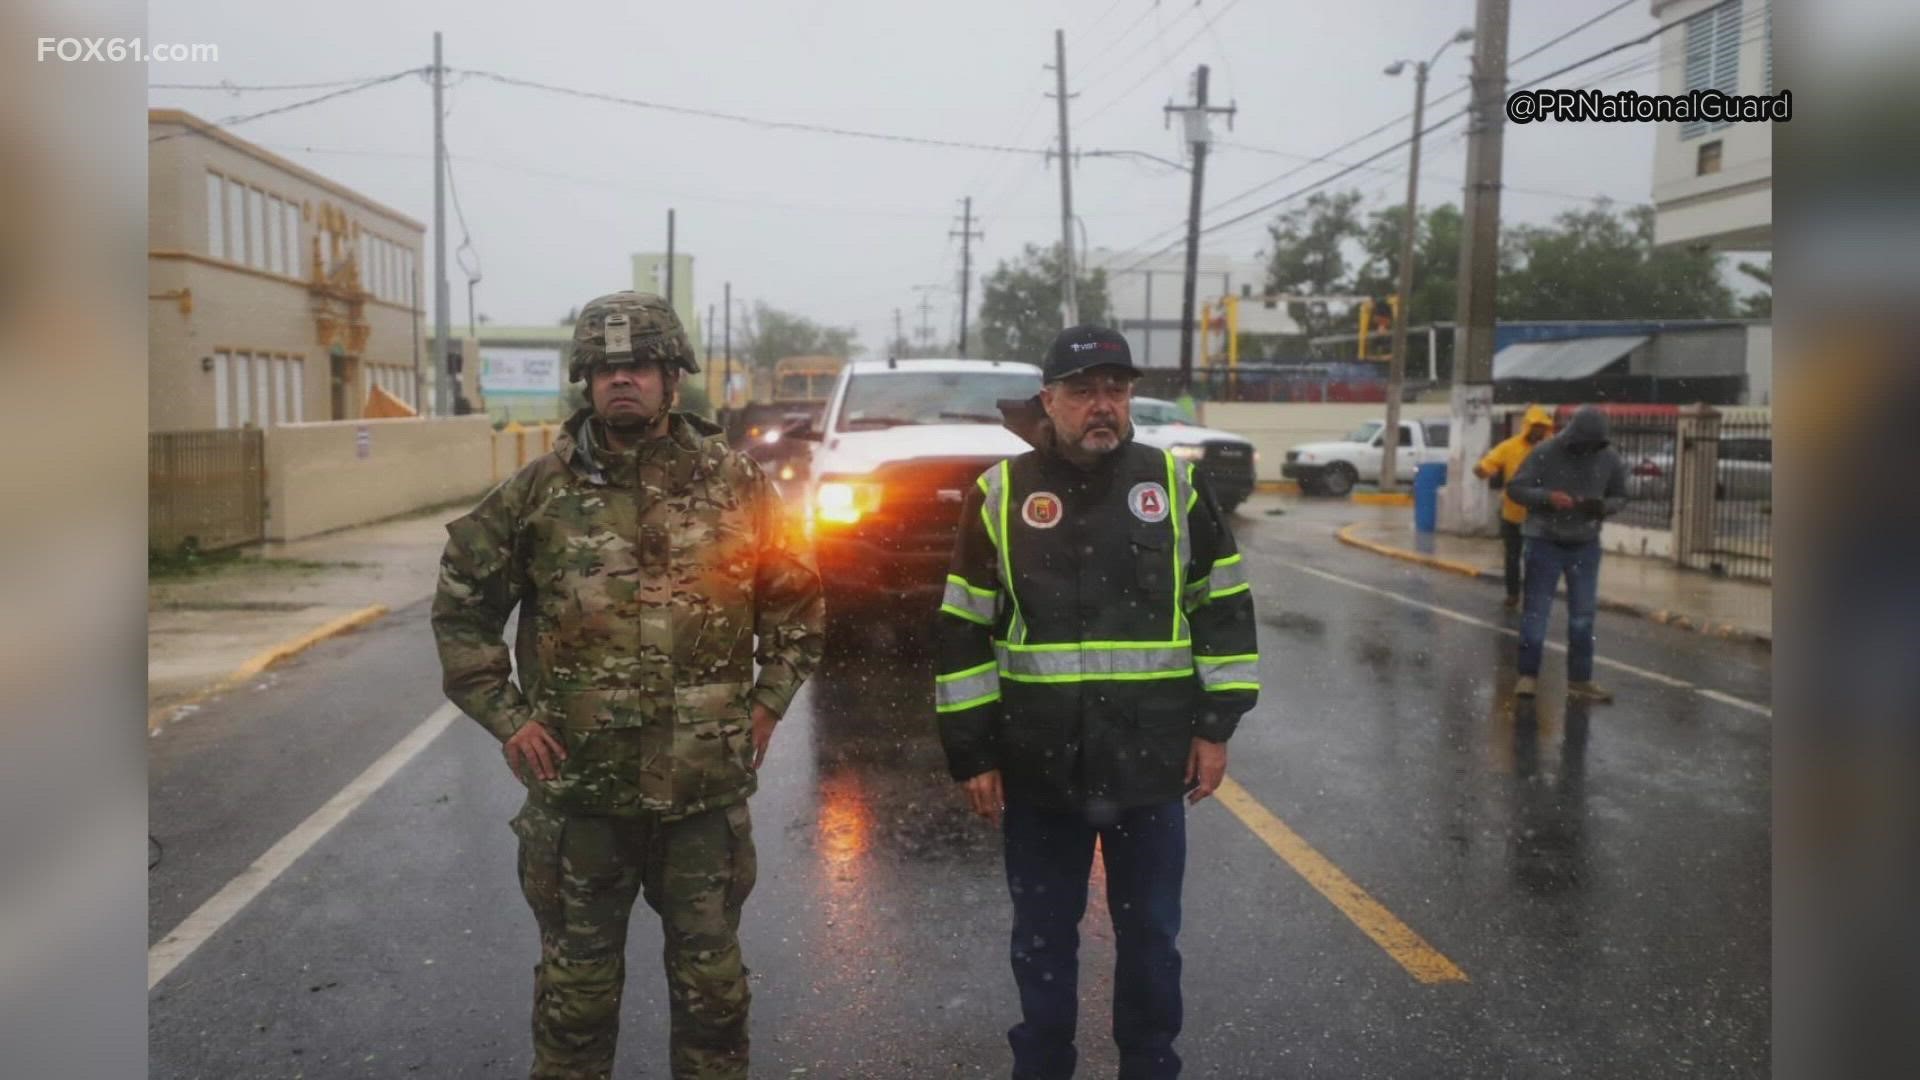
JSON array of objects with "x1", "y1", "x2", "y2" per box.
[
  {"x1": 815, "y1": 480, "x2": 882, "y2": 525},
  {"x1": 1170, "y1": 444, "x2": 1205, "y2": 461}
]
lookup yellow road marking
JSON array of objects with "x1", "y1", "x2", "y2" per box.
[{"x1": 1213, "y1": 776, "x2": 1469, "y2": 985}]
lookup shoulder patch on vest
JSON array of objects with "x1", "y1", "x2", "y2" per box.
[
  {"x1": 1021, "y1": 491, "x2": 1063, "y2": 529},
  {"x1": 1128, "y1": 481, "x2": 1170, "y2": 523}
]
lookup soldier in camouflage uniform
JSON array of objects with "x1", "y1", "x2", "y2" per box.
[{"x1": 432, "y1": 291, "x2": 824, "y2": 1080}]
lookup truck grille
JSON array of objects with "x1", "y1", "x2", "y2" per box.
[
  {"x1": 848, "y1": 457, "x2": 995, "y2": 557},
  {"x1": 1200, "y1": 440, "x2": 1256, "y2": 489}
]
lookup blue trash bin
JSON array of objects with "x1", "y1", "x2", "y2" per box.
[{"x1": 1413, "y1": 462, "x2": 1448, "y2": 533}]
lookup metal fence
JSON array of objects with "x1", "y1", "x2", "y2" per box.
[
  {"x1": 149, "y1": 429, "x2": 265, "y2": 553},
  {"x1": 1689, "y1": 411, "x2": 1772, "y2": 581},
  {"x1": 1606, "y1": 410, "x2": 1681, "y2": 532}
]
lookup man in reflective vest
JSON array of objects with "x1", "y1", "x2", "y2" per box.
[{"x1": 934, "y1": 325, "x2": 1260, "y2": 1080}]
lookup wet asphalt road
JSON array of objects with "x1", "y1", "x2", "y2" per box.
[{"x1": 148, "y1": 500, "x2": 1771, "y2": 1078}]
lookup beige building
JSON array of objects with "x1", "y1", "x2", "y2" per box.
[
  {"x1": 148, "y1": 108, "x2": 428, "y2": 432},
  {"x1": 1647, "y1": 0, "x2": 1773, "y2": 251}
]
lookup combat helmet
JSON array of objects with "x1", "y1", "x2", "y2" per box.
[{"x1": 568, "y1": 291, "x2": 700, "y2": 382}]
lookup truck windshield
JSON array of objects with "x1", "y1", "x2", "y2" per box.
[
  {"x1": 836, "y1": 371, "x2": 1042, "y2": 431},
  {"x1": 1345, "y1": 421, "x2": 1384, "y2": 444}
]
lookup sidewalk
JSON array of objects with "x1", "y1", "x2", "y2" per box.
[
  {"x1": 1337, "y1": 511, "x2": 1772, "y2": 645},
  {"x1": 148, "y1": 506, "x2": 459, "y2": 726}
]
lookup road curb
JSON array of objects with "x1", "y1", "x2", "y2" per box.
[
  {"x1": 1334, "y1": 524, "x2": 1771, "y2": 648},
  {"x1": 1256, "y1": 479, "x2": 1302, "y2": 495},
  {"x1": 1351, "y1": 492, "x2": 1415, "y2": 507},
  {"x1": 1335, "y1": 523, "x2": 1484, "y2": 578},
  {"x1": 149, "y1": 604, "x2": 390, "y2": 730}
]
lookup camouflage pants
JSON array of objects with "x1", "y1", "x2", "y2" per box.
[{"x1": 511, "y1": 798, "x2": 757, "y2": 1080}]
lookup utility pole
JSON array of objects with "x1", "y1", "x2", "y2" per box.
[
  {"x1": 1442, "y1": 0, "x2": 1510, "y2": 532},
  {"x1": 1378, "y1": 62, "x2": 1427, "y2": 493},
  {"x1": 722, "y1": 281, "x2": 732, "y2": 427},
  {"x1": 1048, "y1": 29, "x2": 1079, "y2": 327},
  {"x1": 431, "y1": 31, "x2": 450, "y2": 417},
  {"x1": 1165, "y1": 64, "x2": 1236, "y2": 395},
  {"x1": 912, "y1": 285, "x2": 940, "y2": 350},
  {"x1": 664, "y1": 209, "x2": 675, "y2": 309},
  {"x1": 950, "y1": 196, "x2": 983, "y2": 355},
  {"x1": 1380, "y1": 27, "x2": 1472, "y2": 489},
  {"x1": 894, "y1": 308, "x2": 907, "y2": 358}
]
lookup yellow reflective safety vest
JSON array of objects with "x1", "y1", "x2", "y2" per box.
[{"x1": 934, "y1": 438, "x2": 1259, "y2": 812}]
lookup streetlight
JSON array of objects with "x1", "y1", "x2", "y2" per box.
[{"x1": 1378, "y1": 26, "x2": 1473, "y2": 492}]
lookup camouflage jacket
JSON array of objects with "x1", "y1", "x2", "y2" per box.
[{"x1": 432, "y1": 408, "x2": 824, "y2": 819}]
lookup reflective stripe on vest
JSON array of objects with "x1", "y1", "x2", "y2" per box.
[
  {"x1": 980, "y1": 461, "x2": 1028, "y2": 645},
  {"x1": 940, "y1": 574, "x2": 997, "y2": 625},
  {"x1": 1165, "y1": 452, "x2": 1195, "y2": 641},
  {"x1": 1205, "y1": 553, "x2": 1250, "y2": 599},
  {"x1": 994, "y1": 640, "x2": 1194, "y2": 683},
  {"x1": 1195, "y1": 652, "x2": 1261, "y2": 692},
  {"x1": 934, "y1": 659, "x2": 1001, "y2": 712}
]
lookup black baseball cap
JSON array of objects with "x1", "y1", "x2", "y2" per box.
[{"x1": 1043, "y1": 324, "x2": 1139, "y2": 383}]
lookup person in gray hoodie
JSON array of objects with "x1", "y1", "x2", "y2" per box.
[{"x1": 1505, "y1": 405, "x2": 1629, "y2": 702}]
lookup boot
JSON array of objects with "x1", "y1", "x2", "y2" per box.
[
  {"x1": 1514, "y1": 675, "x2": 1538, "y2": 698},
  {"x1": 1568, "y1": 681, "x2": 1614, "y2": 704}
]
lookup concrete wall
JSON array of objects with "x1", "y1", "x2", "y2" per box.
[
  {"x1": 264, "y1": 417, "x2": 494, "y2": 541},
  {"x1": 1637, "y1": 326, "x2": 1748, "y2": 378},
  {"x1": 489, "y1": 423, "x2": 564, "y2": 488},
  {"x1": 1198, "y1": 401, "x2": 1452, "y2": 480}
]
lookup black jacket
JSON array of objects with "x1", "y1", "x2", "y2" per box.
[
  {"x1": 933, "y1": 433, "x2": 1259, "y2": 812},
  {"x1": 1509, "y1": 405, "x2": 1629, "y2": 545}
]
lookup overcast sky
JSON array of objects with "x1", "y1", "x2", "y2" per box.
[{"x1": 148, "y1": 0, "x2": 1686, "y2": 353}]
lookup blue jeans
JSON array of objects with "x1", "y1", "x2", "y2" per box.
[
  {"x1": 1003, "y1": 800, "x2": 1186, "y2": 1080},
  {"x1": 1518, "y1": 537, "x2": 1602, "y2": 682}
]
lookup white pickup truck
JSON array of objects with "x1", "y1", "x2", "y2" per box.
[
  {"x1": 1281, "y1": 417, "x2": 1451, "y2": 496},
  {"x1": 799, "y1": 357, "x2": 1043, "y2": 644}
]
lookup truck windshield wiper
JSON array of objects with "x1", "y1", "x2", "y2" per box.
[
  {"x1": 937, "y1": 411, "x2": 1002, "y2": 423},
  {"x1": 843, "y1": 416, "x2": 918, "y2": 429}
]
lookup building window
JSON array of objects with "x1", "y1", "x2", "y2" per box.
[
  {"x1": 264, "y1": 195, "x2": 282, "y2": 274},
  {"x1": 284, "y1": 202, "x2": 302, "y2": 276},
  {"x1": 1697, "y1": 140, "x2": 1724, "y2": 175},
  {"x1": 248, "y1": 188, "x2": 268, "y2": 270},
  {"x1": 212, "y1": 351, "x2": 230, "y2": 429},
  {"x1": 233, "y1": 352, "x2": 251, "y2": 427},
  {"x1": 254, "y1": 354, "x2": 271, "y2": 428},
  {"x1": 205, "y1": 173, "x2": 226, "y2": 259},
  {"x1": 1682, "y1": 0, "x2": 1743, "y2": 140},
  {"x1": 225, "y1": 178, "x2": 247, "y2": 265}
]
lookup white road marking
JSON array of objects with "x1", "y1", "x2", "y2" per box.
[
  {"x1": 149, "y1": 702, "x2": 462, "y2": 991},
  {"x1": 1278, "y1": 558, "x2": 1769, "y2": 716},
  {"x1": 1697, "y1": 688, "x2": 1774, "y2": 716}
]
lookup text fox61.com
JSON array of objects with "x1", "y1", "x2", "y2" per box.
[{"x1": 37, "y1": 38, "x2": 219, "y2": 64}]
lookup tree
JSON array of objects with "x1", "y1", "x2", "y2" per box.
[
  {"x1": 558, "y1": 306, "x2": 578, "y2": 326},
  {"x1": 1736, "y1": 259, "x2": 1772, "y2": 318},
  {"x1": 1263, "y1": 190, "x2": 1364, "y2": 340},
  {"x1": 1351, "y1": 203, "x2": 1463, "y2": 329},
  {"x1": 976, "y1": 244, "x2": 1112, "y2": 362},
  {"x1": 1498, "y1": 203, "x2": 1735, "y2": 320},
  {"x1": 734, "y1": 301, "x2": 860, "y2": 371}
]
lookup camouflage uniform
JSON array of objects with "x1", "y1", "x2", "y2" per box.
[{"x1": 433, "y1": 292, "x2": 823, "y2": 1080}]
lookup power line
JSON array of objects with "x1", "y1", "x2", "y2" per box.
[
  {"x1": 1079, "y1": 0, "x2": 1246, "y2": 127},
  {"x1": 148, "y1": 68, "x2": 424, "y2": 142},
  {"x1": 149, "y1": 73, "x2": 411, "y2": 92},
  {"x1": 1082, "y1": 1, "x2": 1166, "y2": 60},
  {"x1": 1509, "y1": 0, "x2": 1638, "y2": 69},
  {"x1": 455, "y1": 69, "x2": 1049, "y2": 157},
  {"x1": 1075, "y1": 0, "x2": 1206, "y2": 96},
  {"x1": 1106, "y1": 0, "x2": 1744, "y2": 272}
]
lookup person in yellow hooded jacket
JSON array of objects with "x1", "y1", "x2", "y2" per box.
[{"x1": 1474, "y1": 405, "x2": 1555, "y2": 608}]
